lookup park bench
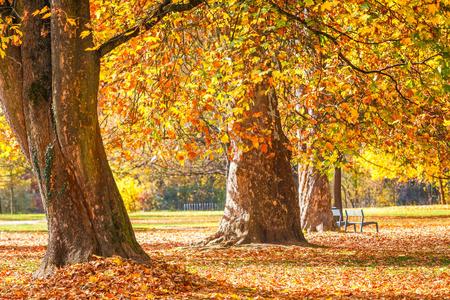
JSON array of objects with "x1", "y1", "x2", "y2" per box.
[
  {"x1": 344, "y1": 209, "x2": 379, "y2": 233},
  {"x1": 331, "y1": 207, "x2": 347, "y2": 230}
]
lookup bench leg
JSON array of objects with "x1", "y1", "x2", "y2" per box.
[
  {"x1": 376, "y1": 223, "x2": 379, "y2": 233},
  {"x1": 360, "y1": 224, "x2": 364, "y2": 233},
  {"x1": 344, "y1": 223, "x2": 348, "y2": 232},
  {"x1": 353, "y1": 224, "x2": 356, "y2": 232}
]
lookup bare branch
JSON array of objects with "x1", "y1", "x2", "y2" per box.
[{"x1": 0, "y1": 0, "x2": 20, "y2": 20}]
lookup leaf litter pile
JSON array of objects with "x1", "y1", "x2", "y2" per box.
[{"x1": 1, "y1": 217, "x2": 449, "y2": 299}]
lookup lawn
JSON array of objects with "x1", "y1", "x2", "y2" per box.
[
  {"x1": 0, "y1": 205, "x2": 448, "y2": 232},
  {"x1": 0, "y1": 210, "x2": 223, "y2": 232},
  {"x1": 0, "y1": 205, "x2": 449, "y2": 299},
  {"x1": 359, "y1": 205, "x2": 450, "y2": 217}
]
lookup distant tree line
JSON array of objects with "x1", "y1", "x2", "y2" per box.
[{"x1": 1, "y1": 169, "x2": 444, "y2": 214}]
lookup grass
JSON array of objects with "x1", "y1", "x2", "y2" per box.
[
  {"x1": 130, "y1": 211, "x2": 224, "y2": 218},
  {"x1": 0, "y1": 213, "x2": 46, "y2": 221},
  {"x1": 358, "y1": 205, "x2": 450, "y2": 217},
  {"x1": 0, "y1": 205, "x2": 448, "y2": 232},
  {"x1": 0, "y1": 223, "x2": 47, "y2": 232},
  {"x1": 0, "y1": 221, "x2": 221, "y2": 232},
  {"x1": 0, "y1": 211, "x2": 222, "y2": 231},
  {"x1": 0, "y1": 210, "x2": 224, "y2": 221}
]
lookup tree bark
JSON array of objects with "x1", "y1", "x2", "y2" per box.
[
  {"x1": 438, "y1": 178, "x2": 446, "y2": 205},
  {"x1": 0, "y1": 0, "x2": 148, "y2": 277},
  {"x1": 9, "y1": 166, "x2": 14, "y2": 214},
  {"x1": 299, "y1": 165, "x2": 334, "y2": 232},
  {"x1": 333, "y1": 167, "x2": 343, "y2": 214},
  {"x1": 204, "y1": 84, "x2": 305, "y2": 246}
]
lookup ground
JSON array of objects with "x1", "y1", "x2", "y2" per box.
[{"x1": 0, "y1": 206, "x2": 449, "y2": 299}]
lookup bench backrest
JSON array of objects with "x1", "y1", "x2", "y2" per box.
[
  {"x1": 331, "y1": 207, "x2": 344, "y2": 223},
  {"x1": 331, "y1": 208, "x2": 342, "y2": 217},
  {"x1": 345, "y1": 209, "x2": 363, "y2": 217},
  {"x1": 345, "y1": 209, "x2": 365, "y2": 222}
]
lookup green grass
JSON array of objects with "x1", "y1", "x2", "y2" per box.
[
  {"x1": 130, "y1": 211, "x2": 224, "y2": 218},
  {"x1": 0, "y1": 221, "x2": 220, "y2": 232},
  {"x1": 0, "y1": 205, "x2": 448, "y2": 232},
  {"x1": 356, "y1": 205, "x2": 450, "y2": 217},
  {"x1": 0, "y1": 210, "x2": 224, "y2": 221},
  {"x1": 0, "y1": 223, "x2": 47, "y2": 232},
  {"x1": 0, "y1": 214, "x2": 45, "y2": 221}
]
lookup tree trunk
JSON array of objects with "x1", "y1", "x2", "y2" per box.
[
  {"x1": 9, "y1": 166, "x2": 14, "y2": 214},
  {"x1": 0, "y1": 0, "x2": 148, "y2": 277},
  {"x1": 333, "y1": 167, "x2": 343, "y2": 215},
  {"x1": 204, "y1": 84, "x2": 305, "y2": 246},
  {"x1": 299, "y1": 166, "x2": 334, "y2": 232},
  {"x1": 438, "y1": 178, "x2": 446, "y2": 205}
]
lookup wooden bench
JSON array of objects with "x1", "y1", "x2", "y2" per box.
[{"x1": 344, "y1": 209, "x2": 379, "y2": 233}]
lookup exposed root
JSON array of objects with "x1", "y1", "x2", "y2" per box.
[
  {"x1": 33, "y1": 259, "x2": 58, "y2": 279},
  {"x1": 198, "y1": 227, "x2": 306, "y2": 248},
  {"x1": 33, "y1": 245, "x2": 150, "y2": 279}
]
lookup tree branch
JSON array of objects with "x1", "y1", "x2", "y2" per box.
[
  {"x1": 0, "y1": 0, "x2": 20, "y2": 20},
  {"x1": 97, "y1": 0, "x2": 204, "y2": 58},
  {"x1": 268, "y1": 0, "x2": 443, "y2": 110}
]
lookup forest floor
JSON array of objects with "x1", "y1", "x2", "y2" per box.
[{"x1": 0, "y1": 207, "x2": 449, "y2": 299}]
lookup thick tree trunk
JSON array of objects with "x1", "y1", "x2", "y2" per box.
[
  {"x1": 204, "y1": 84, "x2": 305, "y2": 246},
  {"x1": 299, "y1": 166, "x2": 334, "y2": 232},
  {"x1": 0, "y1": 0, "x2": 148, "y2": 277},
  {"x1": 333, "y1": 167, "x2": 343, "y2": 214}
]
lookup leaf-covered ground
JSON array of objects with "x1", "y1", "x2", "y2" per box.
[{"x1": 1, "y1": 216, "x2": 449, "y2": 299}]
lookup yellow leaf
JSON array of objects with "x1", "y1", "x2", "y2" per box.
[
  {"x1": 80, "y1": 30, "x2": 91, "y2": 39},
  {"x1": 41, "y1": 12, "x2": 51, "y2": 19},
  {"x1": 220, "y1": 134, "x2": 229, "y2": 144},
  {"x1": 321, "y1": 0, "x2": 337, "y2": 11},
  {"x1": 85, "y1": 45, "x2": 100, "y2": 51},
  {"x1": 348, "y1": 108, "x2": 359, "y2": 123},
  {"x1": 427, "y1": 4, "x2": 439, "y2": 14},
  {"x1": 40, "y1": 6, "x2": 49, "y2": 14},
  {"x1": 112, "y1": 257, "x2": 123, "y2": 265},
  {"x1": 66, "y1": 18, "x2": 76, "y2": 26}
]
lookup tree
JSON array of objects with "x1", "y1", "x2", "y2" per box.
[
  {"x1": 1, "y1": 0, "x2": 447, "y2": 276},
  {"x1": 96, "y1": 0, "x2": 447, "y2": 240},
  {"x1": 0, "y1": 112, "x2": 29, "y2": 214},
  {"x1": 94, "y1": 1, "x2": 309, "y2": 246},
  {"x1": 0, "y1": 0, "x2": 203, "y2": 277},
  {"x1": 271, "y1": 0, "x2": 447, "y2": 215},
  {"x1": 204, "y1": 82, "x2": 305, "y2": 245}
]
